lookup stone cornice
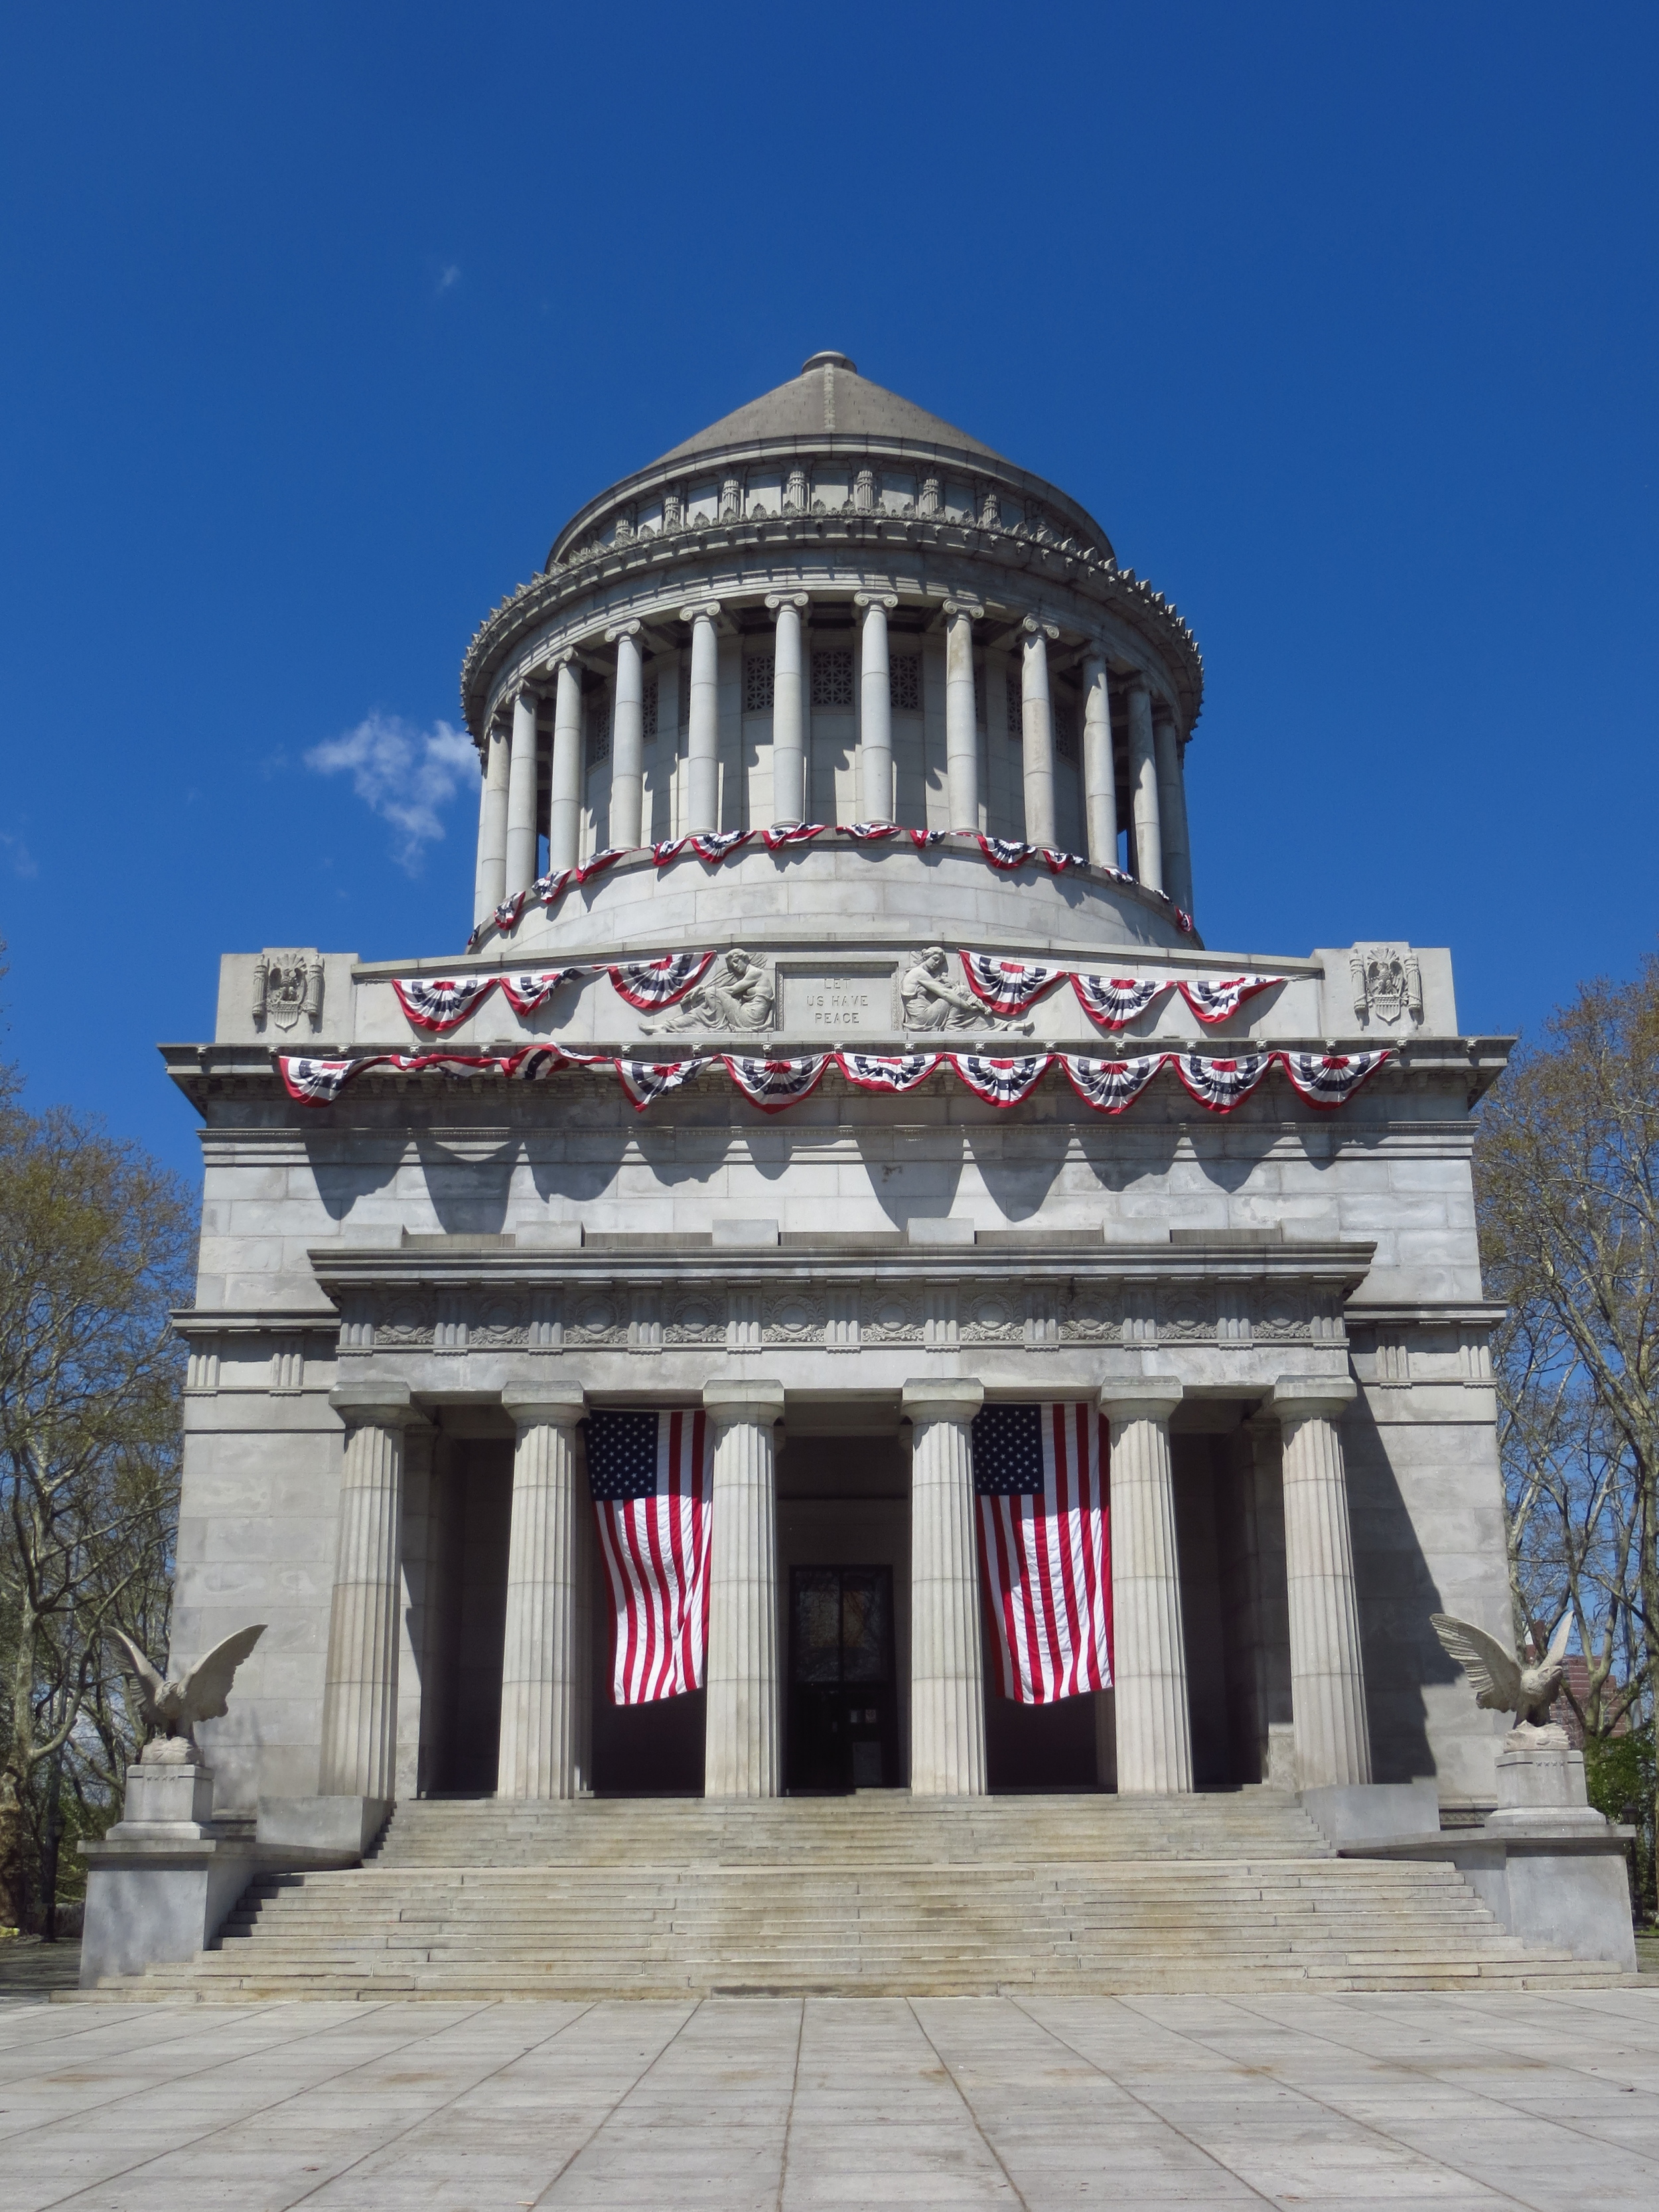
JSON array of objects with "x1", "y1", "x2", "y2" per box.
[{"x1": 459, "y1": 512, "x2": 1204, "y2": 743}]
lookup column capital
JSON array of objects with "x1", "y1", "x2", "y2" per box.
[
  {"x1": 1271, "y1": 1375, "x2": 1357, "y2": 1423},
  {"x1": 941, "y1": 596, "x2": 983, "y2": 622},
  {"x1": 1081, "y1": 641, "x2": 1110, "y2": 670},
  {"x1": 603, "y1": 619, "x2": 642, "y2": 646},
  {"x1": 1124, "y1": 667, "x2": 1153, "y2": 698},
  {"x1": 764, "y1": 591, "x2": 810, "y2": 615},
  {"x1": 853, "y1": 591, "x2": 897, "y2": 613},
  {"x1": 501, "y1": 1384, "x2": 586, "y2": 1428},
  {"x1": 329, "y1": 1380, "x2": 430, "y2": 1431},
  {"x1": 1021, "y1": 615, "x2": 1060, "y2": 642},
  {"x1": 1100, "y1": 1380, "x2": 1183, "y2": 1424},
  {"x1": 1151, "y1": 696, "x2": 1178, "y2": 726},
  {"x1": 679, "y1": 598, "x2": 722, "y2": 625},
  {"x1": 902, "y1": 1378, "x2": 985, "y2": 1424},
  {"x1": 543, "y1": 645, "x2": 579, "y2": 674},
  {"x1": 703, "y1": 1378, "x2": 786, "y2": 1426}
]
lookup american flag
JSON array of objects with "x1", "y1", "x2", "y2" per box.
[
  {"x1": 587, "y1": 1410, "x2": 712, "y2": 1704},
  {"x1": 973, "y1": 1403, "x2": 1112, "y2": 1704}
]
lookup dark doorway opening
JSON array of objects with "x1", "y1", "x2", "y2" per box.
[
  {"x1": 425, "y1": 1439, "x2": 512, "y2": 1793},
  {"x1": 787, "y1": 1565, "x2": 899, "y2": 1793}
]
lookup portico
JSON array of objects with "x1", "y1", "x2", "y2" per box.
[{"x1": 287, "y1": 1226, "x2": 1378, "y2": 1808}]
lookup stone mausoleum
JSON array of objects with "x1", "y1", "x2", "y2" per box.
[{"x1": 100, "y1": 354, "x2": 1629, "y2": 1999}]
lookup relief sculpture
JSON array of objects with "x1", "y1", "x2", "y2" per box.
[
  {"x1": 901, "y1": 946, "x2": 1031, "y2": 1035},
  {"x1": 646, "y1": 947, "x2": 776, "y2": 1035}
]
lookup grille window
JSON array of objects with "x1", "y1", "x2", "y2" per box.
[
  {"x1": 1006, "y1": 666, "x2": 1022, "y2": 737},
  {"x1": 678, "y1": 660, "x2": 691, "y2": 727},
  {"x1": 889, "y1": 654, "x2": 920, "y2": 713},
  {"x1": 585, "y1": 700, "x2": 611, "y2": 770},
  {"x1": 812, "y1": 648, "x2": 854, "y2": 709},
  {"x1": 642, "y1": 674, "x2": 658, "y2": 743},
  {"x1": 744, "y1": 654, "x2": 774, "y2": 713},
  {"x1": 1054, "y1": 701, "x2": 1078, "y2": 763}
]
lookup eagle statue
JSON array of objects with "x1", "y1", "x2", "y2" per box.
[
  {"x1": 1429, "y1": 1609, "x2": 1572, "y2": 1728},
  {"x1": 108, "y1": 1623, "x2": 267, "y2": 1764}
]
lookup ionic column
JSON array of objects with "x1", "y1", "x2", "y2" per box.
[
  {"x1": 855, "y1": 591, "x2": 897, "y2": 822},
  {"x1": 703, "y1": 1380, "x2": 783, "y2": 1797},
  {"x1": 473, "y1": 722, "x2": 512, "y2": 923},
  {"x1": 1019, "y1": 617, "x2": 1059, "y2": 849},
  {"x1": 942, "y1": 600, "x2": 981, "y2": 831},
  {"x1": 319, "y1": 1382, "x2": 426, "y2": 1804},
  {"x1": 548, "y1": 650, "x2": 583, "y2": 873},
  {"x1": 1273, "y1": 1377, "x2": 1371, "y2": 1789},
  {"x1": 766, "y1": 592, "x2": 808, "y2": 824},
  {"x1": 504, "y1": 685, "x2": 541, "y2": 896},
  {"x1": 496, "y1": 1386, "x2": 587, "y2": 1800},
  {"x1": 1081, "y1": 652, "x2": 1118, "y2": 867},
  {"x1": 902, "y1": 1380, "x2": 987, "y2": 1796},
  {"x1": 1102, "y1": 1382, "x2": 1192, "y2": 1793},
  {"x1": 680, "y1": 601, "x2": 723, "y2": 833},
  {"x1": 607, "y1": 623, "x2": 645, "y2": 852},
  {"x1": 1153, "y1": 703, "x2": 1193, "y2": 916},
  {"x1": 1124, "y1": 674, "x2": 1163, "y2": 895}
]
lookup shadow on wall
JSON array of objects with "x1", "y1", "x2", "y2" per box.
[
  {"x1": 306, "y1": 1138, "x2": 401, "y2": 1224},
  {"x1": 1345, "y1": 1390, "x2": 1451, "y2": 1787},
  {"x1": 414, "y1": 1133, "x2": 520, "y2": 1236},
  {"x1": 855, "y1": 1126, "x2": 966, "y2": 1228}
]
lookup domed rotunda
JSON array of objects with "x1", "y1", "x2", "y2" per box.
[{"x1": 96, "y1": 356, "x2": 1605, "y2": 2003}]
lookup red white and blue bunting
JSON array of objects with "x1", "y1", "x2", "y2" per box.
[
  {"x1": 960, "y1": 952, "x2": 1064, "y2": 1018},
  {"x1": 721, "y1": 1053, "x2": 830, "y2": 1112},
  {"x1": 280, "y1": 1046, "x2": 1390, "y2": 1115},
  {"x1": 607, "y1": 952, "x2": 716, "y2": 1011},
  {"x1": 390, "y1": 975, "x2": 498, "y2": 1033},
  {"x1": 1069, "y1": 974, "x2": 1167, "y2": 1030},
  {"x1": 468, "y1": 825, "x2": 1200, "y2": 949},
  {"x1": 499, "y1": 968, "x2": 588, "y2": 1015},
  {"x1": 1059, "y1": 1054, "x2": 1168, "y2": 1115}
]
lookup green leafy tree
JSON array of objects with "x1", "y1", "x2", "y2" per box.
[
  {"x1": 1477, "y1": 956, "x2": 1659, "y2": 1913},
  {"x1": 0, "y1": 1067, "x2": 191, "y2": 1930}
]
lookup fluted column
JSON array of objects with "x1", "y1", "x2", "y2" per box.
[
  {"x1": 766, "y1": 592, "x2": 808, "y2": 824},
  {"x1": 1019, "y1": 617, "x2": 1059, "y2": 849},
  {"x1": 607, "y1": 623, "x2": 645, "y2": 852},
  {"x1": 1081, "y1": 652, "x2": 1118, "y2": 868},
  {"x1": 942, "y1": 600, "x2": 981, "y2": 830},
  {"x1": 855, "y1": 591, "x2": 897, "y2": 822},
  {"x1": 903, "y1": 1380, "x2": 987, "y2": 1796},
  {"x1": 1102, "y1": 1382, "x2": 1192, "y2": 1793},
  {"x1": 504, "y1": 685, "x2": 541, "y2": 897},
  {"x1": 1125, "y1": 675, "x2": 1163, "y2": 895},
  {"x1": 474, "y1": 722, "x2": 512, "y2": 922},
  {"x1": 319, "y1": 1382, "x2": 424, "y2": 1803},
  {"x1": 1153, "y1": 703, "x2": 1193, "y2": 915},
  {"x1": 496, "y1": 1386, "x2": 586, "y2": 1800},
  {"x1": 1273, "y1": 1377, "x2": 1371, "y2": 1789},
  {"x1": 680, "y1": 601, "x2": 722, "y2": 833},
  {"x1": 548, "y1": 650, "x2": 583, "y2": 873},
  {"x1": 703, "y1": 1380, "x2": 783, "y2": 1797}
]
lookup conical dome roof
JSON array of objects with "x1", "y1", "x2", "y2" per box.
[{"x1": 652, "y1": 352, "x2": 1008, "y2": 468}]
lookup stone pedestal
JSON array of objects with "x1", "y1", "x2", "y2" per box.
[
  {"x1": 1102, "y1": 1382, "x2": 1192, "y2": 1794},
  {"x1": 116, "y1": 1759, "x2": 217, "y2": 1836},
  {"x1": 1487, "y1": 1728, "x2": 1609, "y2": 1834},
  {"x1": 903, "y1": 1380, "x2": 987, "y2": 1797},
  {"x1": 703, "y1": 1380, "x2": 783, "y2": 1797}
]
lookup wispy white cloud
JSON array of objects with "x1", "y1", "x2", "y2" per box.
[
  {"x1": 436, "y1": 263, "x2": 461, "y2": 294},
  {"x1": 305, "y1": 713, "x2": 476, "y2": 873},
  {"x1": 0, "y1": 832, "x2": 38, "y2": 879}
]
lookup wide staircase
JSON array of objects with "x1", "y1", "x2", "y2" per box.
[{"x1": 118, "y1": 1792, "x2": 1626, "y2": 1998}]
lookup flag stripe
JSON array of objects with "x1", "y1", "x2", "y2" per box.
[
  {"x1": 590, "y1": 1409, "x2": 712, "y2": 1704},
  {"x1": 972, "y1": 1402, "x2": 1112, "y2": 1704}
]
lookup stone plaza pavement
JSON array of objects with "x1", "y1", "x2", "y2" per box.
[{"x1": 3, "y1": 1990, "x2": 1658, "y2": 2209}]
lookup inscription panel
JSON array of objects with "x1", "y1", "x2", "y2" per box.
[{"x1": 782, "y1": 963, "x2": 896, "y2": 1034}]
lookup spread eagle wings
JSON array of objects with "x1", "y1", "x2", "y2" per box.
[
  {"x1": 179, "y1": 1625, "x2": 267, "y2": 1724},
  {"x1": 107, "y1": 1627, "x2": 167, "y2": 1730},
  {"x1": 1430, "y1": 1613, "x2": 1522, "y2": 1711}
]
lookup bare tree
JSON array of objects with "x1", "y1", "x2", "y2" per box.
[
  {"x1": 1476, "y1": 957, "x2": 1659, "y2": 1885},
  {"x1": 0, "y1": 1083, "x2": 191, "y2": 1927}
]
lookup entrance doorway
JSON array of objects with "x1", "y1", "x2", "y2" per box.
[{"x1": 787, "y1": 1566, "x2": 899, "y2": 1793}]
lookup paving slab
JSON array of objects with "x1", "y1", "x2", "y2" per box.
[{"x1": 0, "y1": 1991, "x2": 1653, "y2": 2207}]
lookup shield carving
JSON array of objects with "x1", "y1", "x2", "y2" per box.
[{"x1": 253, "y1": 949, "x2": 324, "y2": 1033}]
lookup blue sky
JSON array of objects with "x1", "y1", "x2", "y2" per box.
[{"x1": 2, "y1": 3, "x2": 1654, "y2": 1184}]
